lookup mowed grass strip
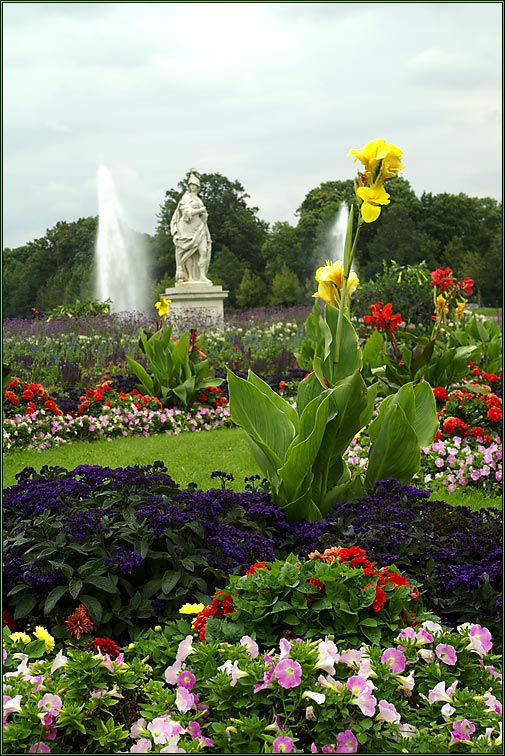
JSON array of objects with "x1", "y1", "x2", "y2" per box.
[
  {"x1": 2, "y1": 427, "x2": 501, "y2": 510},
  {"x1": 2, "y1": 427, "x2": 259, "y2": 491}
]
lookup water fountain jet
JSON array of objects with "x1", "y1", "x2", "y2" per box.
[{"x1": 95, "y1": 165, "x2": 150, "y2": 313}]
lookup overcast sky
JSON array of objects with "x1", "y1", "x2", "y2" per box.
[{"x1": 3, "y1": 1, "x2": 503, "y2": 250}]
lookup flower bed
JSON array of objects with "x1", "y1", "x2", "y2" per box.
[
  {"x1": 2, "y1": 605, "x2": 502, "y2": 753},
  {"x1": 3, "y1": 466, "x2": 501, "y2": 645}
]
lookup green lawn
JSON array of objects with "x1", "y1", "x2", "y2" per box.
[{"x1": 2, "y1": 427, "x2": 501, "y2": 510}]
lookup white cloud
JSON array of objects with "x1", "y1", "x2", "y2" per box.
[{"x1": 2, "y1": 1, "x2": 502, "y2": 249}]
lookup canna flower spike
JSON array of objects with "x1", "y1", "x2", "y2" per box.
[{"x1": 349, "y1": 139, "x2": 404, "y2": 223}]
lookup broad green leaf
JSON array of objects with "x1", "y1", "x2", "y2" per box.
[
  {"x1": 80, "y1": 594, "x2": 103, "y2": 624},
  {"x1": 162, "y1": 570, "x2": 181, "y2": 594},
  {"x1": 227, "y1": 370, "x2": 296, "y2": 462},
  {"x1": 296, "y1": 371, "x2": 324, "y2": 415},
  {"x1": 247, "y1": 371, "x2": 299, "y2": 428},
  {"x1": 245, "y1": 435, "x2": 283, "y2": 484},
  {"x1": 15, "y1": 594, "x2": 38, "y2": 619},
  {"x1": 368, "y1": 382, "x2": 416, "y2": 442},
  {"x1": 321, "y1": 473, "x2": 364, "y2": 516},
  {"x1": 85, "y1": 575, "x2": 118, "y2": 594},
  {"x1": 126, "y1": 357, "x2": 154, "y2": 394},
  {"x1": 68, "y1": 578, "x2": 83, "y2": 600},
  {"x1": 411, "y1": 380, "x2": 439, "y2": 447},
  {"x1": 365, "y1": 404, "x2": 420, "y2": 491},
  {"x1": 362, "y1": 329, "x2": 385, "y2": 370},
  {"x1": 278, "y1": 393, "x2": 330, "y2": 503},
  {"x1": 43, "y1": 585, "x2": 68, "y2": 615}
]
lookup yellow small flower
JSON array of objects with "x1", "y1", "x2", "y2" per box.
[
  {"x1": 356, "y1": 184, "x2": 391, "y2": 223},
  {"x1": 10, "y1": 632, "x2": 31, "y2": 645},
  {"x1": 455, "y1": 301, "x2": 466, "y2": 317},
  {"x1": 155, "y1": 298, "x2": 171, "y2": 318},
  {"x1": 435, "y1": 294, "x2": 449, "y2": 314},
  {"x1": 154, "y1": 625, "x2": 162, "y2": 632},
  {"x1": 179, "y1": 603, "x2": 205, "y2": 615},
  {"x1": 34, "y1": 626, "x2": 55, "y2": 653},
  {"x1": 128, "y1": 643, "x2": 136, "y2": 650}
]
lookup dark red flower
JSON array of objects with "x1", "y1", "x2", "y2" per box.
[
  {"x1": 3, "y1": 609, "x2": 18, "y2": 631},
  {"x1": 93, "y1": 637, "x2": 121, "y2": 658},
  {"x1": 433, "y1": 386, "x2": 449, "y2": 401}
]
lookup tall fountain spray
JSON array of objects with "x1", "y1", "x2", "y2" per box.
[
  {"x1": 330, "y1": 202, "x2": 349, "y2": 260},
  {"x1": 95, "y1": 165, "x2": 150, "y2": 313}
]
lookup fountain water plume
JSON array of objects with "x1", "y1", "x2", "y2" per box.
[
  {"x1": 330, "y1": 202, "x2": 349, "y2": 261},
  {"x1": 95, "y1": 165, "x2": 150, "y2": 313}
]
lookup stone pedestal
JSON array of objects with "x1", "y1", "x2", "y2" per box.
[{"x1": 163, "y1": 283, "x2": 228, "y2": 329}]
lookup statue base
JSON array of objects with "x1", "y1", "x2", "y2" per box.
[{"x1": 163, "y1": 282, "x2": 228, "y2": 328}]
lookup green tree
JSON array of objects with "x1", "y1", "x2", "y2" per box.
[
  {"x1": 236, "y1": 268, "x2": 269, "y2": 309},
  {"x1": 2, "y1": 217, "x2": 98, "y2": 317},
  {"x1": 270, "y1": 264, "x2": 303, "y2": 306}
]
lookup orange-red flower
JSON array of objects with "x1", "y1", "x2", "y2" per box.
[{"x1": 64, "y1": 603, "x2": 97, "y2": 639}]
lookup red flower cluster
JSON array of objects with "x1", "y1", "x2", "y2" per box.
[
  {"x1": 78, "y1": 383, "x2": 163, "y2": 416},
  {"x1": 92, "y1": 637, "x2": 122, "y2": 658},
  {"x1": 3, "y1": 379, "x2": 63, "y2": 418},
  {"x1": 364, "y1": 301, "x2": 403, "y2": 335},
  {"x1": 192, "y1": 591, "x2": 235, "y2": 641},
  {"x1": 197, "y1": 385, "x2": 228, "y2": 409},
  {"x1": 307, "y1": 546, "x2": 418, "y2": 614},
  {"x1": 245, "y1": 562, "x2": 268, "y2": 575},
  {"x1": 430, "y1": 267, "x2": 453, "y2": 292},
  {"x1": 434, "y1": 374, "x2": 502, "y2": 442},
  {"x1": 431, "y1": 267, "x2": 474, "y2": 297}
]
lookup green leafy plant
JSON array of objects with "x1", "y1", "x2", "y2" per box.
[
  {"x1": 127, "y1": 323, "x2": 222, "y2": 408},
  {"x1": 46, "y1": 297, "x2": 112, "y2": 321},
  {"x1": 193, "y1": 547, "x2": 427, "y2": 649},
  {"x1": 228, "y1": 141, "x2": 439, "y2": 521}
]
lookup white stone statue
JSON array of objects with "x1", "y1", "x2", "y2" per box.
[{"x1": 170, "y1": 169, "x2": 212, "y2": 284}]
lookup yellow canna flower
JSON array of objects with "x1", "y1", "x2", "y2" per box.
[
  {"x1": 179, "y1": 603, "x2": 206, "y2": 615},
  {"x1": 10, "y1": 632, "x2": 31, "y2": 645},
  {"x1": 34, "y1": 626, "x2": 55, "y2": 653},
  {"x1": 155, "y1": 298, "x2": 171, "y2": 318},
  {"x1": 455, "y1": 301, "x2": 466, "y2": 317},
  {"x1": 313, "y1": 261, "x2": 359, "y2": 305},
  {"x1": 356, "y1": 184, "x2": 391, "y2": 223},
  {"x1": 435, "y1": 294, "x2": 449, "y2": 314},
  {"x1": 349, "y1": 139, "x2": 404, "y2": 184}
]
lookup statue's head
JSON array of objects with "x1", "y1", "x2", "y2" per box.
[{"x1": 187, "y1": 173, "x2": 201, "y2": 190}]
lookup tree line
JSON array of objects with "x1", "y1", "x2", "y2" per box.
[{"x1": 2, "y1": 173, "x2": 502, "y2": 318}]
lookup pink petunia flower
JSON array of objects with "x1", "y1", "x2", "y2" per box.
[
  {"x1": 450, "y1": 719, "x2": 476, "y2": 745},
  {"x1": 428, "y1": 680, "x2": 458, "y2": 704},
  {"x1": 217, "y1": 659, "x2": 248, "y2": 687},
  {"x1": 380, "y1": 648, "x2": 406, "y2": 674},
  {"x1": 176, "y1": 670, "x2": 196, "y2": 691},
  {"x1": 28, "y1": 745, "x2": 51, "y2": 754},
  {"x1": 376, "y1": 700, "x2": 401, "y2": 724},
  {"x1": 147, "y1": 716, "x2": 184, "y2": 745},
  {"x1": 466, "y1": 624, "x2": 493, "y2": 656},
  {"x1": 435, "y1": 643, "x2": 458, "y2": 666},
  {"x1": 37, "y1": 694, "x2": 62, "y2": 718},
  {"x1": 274, "y1": 659, "x2": 303, "y2": 689},
  {"x1": 175, "y1": 686, "x2": 195, "y2": 713},
  {"x1": 336, "y1": 729, "x2": 358, "y2": 753},
  {"x1": 240, "y1": 635, "x2": 259, "y2": 659},
  {"x1": 130, "y1": 739, "x2": 152, "y2": 753},
  {"x1": 273, "y1": 735, "x2": 297, "y2": 753},
  {"x1": 316, "y1": 637, "x2": 340, "y2": 675}
]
